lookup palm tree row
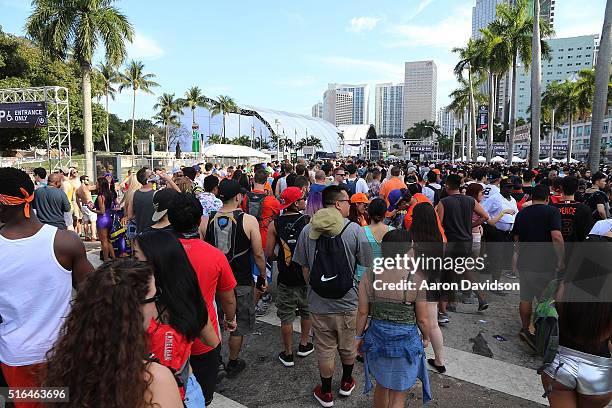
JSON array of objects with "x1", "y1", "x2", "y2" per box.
[{"x1": 449, "y1": 0, "x2": 553, "y2": 163}]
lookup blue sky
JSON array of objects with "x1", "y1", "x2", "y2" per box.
[{"x1": 1, "y1": 0, "x2": 606, "y2": 128}]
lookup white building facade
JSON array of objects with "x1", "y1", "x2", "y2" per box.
[
  {"x1": 516, "y1": 35, "x2": 598, "y2": 120},
  {"x1": 375, "y1": 83, "x2": 404, "y2": 138},
  {"x1": 437, "y1": 106, "x2": 458, "y2": 138},
  {"x1": 323, "y1": 89, "x2": 353, "y2": 127},
  {"x1": 403, "y1": 61, "x2": 437, "y2": 130},
  {"x1": 311, "y1": 102, "x2": 323, "y2": 118},
  {"x1": 327, "y1": 83, "x2": 370, "y2": 125}
]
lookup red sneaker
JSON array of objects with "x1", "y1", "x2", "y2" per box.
[
  {"x1": 339, "y1": 377, "x2": 356, "y2": 396},
  {"x1": 313, "y1": 385, "x2": 334, "y2": 407}
]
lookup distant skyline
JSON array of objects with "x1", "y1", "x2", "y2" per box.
[{"x1": 1, "y1": 0, "x2": 606, "y2": 124}]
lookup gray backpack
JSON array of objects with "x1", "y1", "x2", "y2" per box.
[{"x1": 205, "y1": 210, "x2": 249, "y2": 263}]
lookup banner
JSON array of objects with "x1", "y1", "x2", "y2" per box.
[
  {"x1": 477, "y1": 105, "x2": 488, "y2": 132},
  {"x1": 410, "y1": 145, "x2": 433, "y2": 153},
  {"x1": 512, "y1": 124, "x2": 530, "y2": 142},
  {"x1": 0, "y1": 102, "x2": 47, "y2": 128},
  {"x1": 540, "y1": 144, "x2": 568, "y2": 152}
]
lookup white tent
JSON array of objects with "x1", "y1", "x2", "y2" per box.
[
  {"x1": 555, "y1": 157, "x2": 580, "y2": 164},
  {"x1": 491, "y1": 155, "x2": 506, "y2": 163},
  {"x1": 512, "y1": 156, "x2": 527, "y2": 163},
  {"x1": 476, "y1": 156, "x2": 486, "y2": 162},
  {"x1": 539, "y1": 157, "x2": 552, "y2": 163},
  {"x1": 201, "y1": 144, "x2": 271, "y2": 164}
]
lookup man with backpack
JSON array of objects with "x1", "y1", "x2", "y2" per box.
[
  {"x1": 265, "y1": 187, "x2": 314, "y2": 368},
  {"x1": 345, "y1": 164, "x2": 368, "y2": 197},
  {"x1": 204, "y1": 179, "x2": 267, "y2": 379},
  {"x1": 241, "y1": 169, "x2": 280, "y2": 315},
  {"x1": 423, "y1": 170, "x2": 442, "y2": 206},
  {"x1": 584, "y1": 172, "x2": 610, "y2": 222},
  {"x1": 293, "y1": 185, "x2": 368, "y2": 407}
]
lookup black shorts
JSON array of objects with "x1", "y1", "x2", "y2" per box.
[
  {"x1": 190, "y1": 345, "x2": 221, "y2": 405},
  {"x1": 233, "y1": 285, "x2": 255, "y2": 337}
]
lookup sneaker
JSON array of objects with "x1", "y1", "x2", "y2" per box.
[
  {"x1": 216, "y1": 362, "x2": 227, "y2": 382},
  {"x1": 356, "y1": 354, "x2": 364, "y2": 363},
  {"x1": 339, "y1": 377, "x2": 356, "y2": 397},
  {"x1": 503, "y1": 271, "x2": 518, "y2": 279},
  {"x1": 427, "y1": 358, "x2": 447, "y2": 374},
  {"x1": 438, "y1": 313, "x2": 449, "y2": 324},
  {"x1": 278, "y1": 351, "x2": 294, "y2": 367},
  {"x1": 297, "y1": 342, "x2": 314, "y2": 357},
  {"x1": 313, "y1": 385, "x2": 334, "y2": 407},
  {"x1": 262, "y1": 292, "x2": 272, "y2": 304},
  {"x1": 519, "y1": 329, "x2": 537, "y2": 351},
  {"x1": 225, "y1": 358, "x2": 246, "y2": 378},
  {"x1": 477, "y1": 300, "x2": 489, "y2": 311}
]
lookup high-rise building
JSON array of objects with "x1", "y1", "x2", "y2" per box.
[
  {"x1": 527, "y1": 0, "x2": 556, "y2": 27},
  {"x1": 403, "y1": 61, "x2": 437, "y2": 130},
  {"x1": 375, "y1": 83, "x2": 404, "y2": 137},
  {"x1": 437, "y1": 106, "x2": 458, "y2": 138},
  {"x1": 516, "y1": 34, "x2": 598, "y2": 120},
  {"x1": 323, "y1": 89, "x2": 353, "y2": 127},
  {"x1": 327, "y1": 83, "x2": 370, "y2": 125},
  {"x1": 311, "y1": 102, "x2": 323, "y2": 118}
]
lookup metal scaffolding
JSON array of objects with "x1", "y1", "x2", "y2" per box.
[{"x1": 0, "y1": 86, "x2": 71, "y2": 171}]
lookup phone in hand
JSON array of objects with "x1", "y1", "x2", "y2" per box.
[{"x1": 256, "y1": 276, "x2": 266, "y2": 290}]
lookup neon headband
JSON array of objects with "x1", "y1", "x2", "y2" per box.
[{"x1": 0, "y1": 187, "x2": 34, "y2": 218}]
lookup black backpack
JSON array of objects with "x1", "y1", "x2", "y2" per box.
[
  {"x1": 277, "y1": 214, "x2": 309, "y2": 268},
  {"x1": 425, "y1": 184, "x2": 441, "y2": 206},
  {"x1": 309, "y1": 222, "x2": 356, "y2": 299},
  {"x1": 245, "y1": 191, "x2": 267, "y2": 221}
]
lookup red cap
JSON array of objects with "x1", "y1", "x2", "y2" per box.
[{"x1": 279, "y1": 187, "x2": 303, "y2": 210}]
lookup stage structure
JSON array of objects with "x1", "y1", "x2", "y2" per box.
[{"x1": 0, "y1": 86, "x2": 71, "y2": 171}]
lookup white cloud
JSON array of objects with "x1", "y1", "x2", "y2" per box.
[
  {"x1": 436, "y1": 61, "x2": 457, "y2": 83},
  {"x1": 385, "y1": 7, "x2": 471, "y2": 48},
  {"x1": 406, "y1": 0, "x2": 436, "y2": 20},
  {"x1": 319, "y1": 56, "x2": 403, "y2": 82},
  {"x1": 348, "y1": 17, "x2": 381, "y2": 33},
  {"x1": 553, "y1": 2, "x2": 603, "y2": 39},
  {"x1": 125, "y1": 32, "x2": 164, "y2": 61},
  {"x1": 272, "y1": 76, "x2": 316, "y2": 87}
]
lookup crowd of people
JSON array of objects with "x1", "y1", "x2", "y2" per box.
[{"x1": 0, "y1": 156, "x2": 610, "y2": 408}]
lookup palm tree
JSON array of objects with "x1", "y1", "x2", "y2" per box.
[
  {"x1": 179, "y1": 86, "x2": 210, "y2": 127},
  {"x1": 541, "y1": 80, "x2": 565, "y2": 161},
  {"x1": 529, "y1": 0, "x2": 542, "y2": 167},
  {"x1": 153, "y1": 93, "x2": 182, "y2": 151},
  {"x1": 476, "y1": 28, "x2": 512, "y2": 162},
  {"x1": 554, "y1": 76, "x2": 593, "y2": 163},
  {"x1": 453, "y1": 38, "x2": 486, "y2": 161},
  {"x1": 26, "y1": 0, "x2": 133, "y2": 177},
  {"x1": 118, "y1": 60, "x2": 159, "y2": 155},
  {"x1": 404, "y1": 120, "x2": 442, "y2": 140},
  {"x1": 448, "y1": 76, "x2": 487, "y2": 160},
  {"x1": 208, "y1": 134, "x2": 223, "y2": 145},
  {"x1": 589, "y1": 1, "x2": 612, "y2": 170},
  {"x1": 97, "y1": 62, "x2": 120, "y2": 152},
  {"x1": 491, "y1": 0, "x2": 553, "y2": 163},
  {"x1": 298, "y1": 136, "x2": 323, "y2": 149},
  {"x1": 209, "y1": 95, "x2": 238, "y2": 143}
]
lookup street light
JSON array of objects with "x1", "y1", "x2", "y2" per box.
[{"x1": 274, "y1": 119, "x2": 281, "y2": 161}]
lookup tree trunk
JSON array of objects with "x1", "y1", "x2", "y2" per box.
[
  {"x1": 530, "y1": 0, "x2": 542, "y2": 168},
  {"x1": 222, "y1": 114, "x2": 226, "y2": 144},
  {"x1": 487, "y1": 72, "x2": 496, "y2": 162},
  {"x1": 567, "y1": 112, "x2": 573, "y2": 164},
  {"x1": 588, "y1": 0, "x2": 612, "y2": 171},
  {"x1": 468, "y1": 69, "x2": 476, "y2": 161},
  {"x1": 508, "y1": 53, "x2": 518, "y2": 164},
  {"x1": 130, "y1": 88, "x2": 136, "y2": 156},
  {"x1": 460, "y1": 112, "x2": 465, "y2": 161},
  {"x1": 455, "y1": 116, "x2": 462, "y2": 162},
  {"x1": 104, "y1": 91, "x2": 110, "y2": 152},
  {"x1": 550, "y1": 108, "x2": 555, "y2": 162},
  {"x1": 166, "y1": 123, "x2": 170, "y2": 152},
  {"x1": 82, "y1": 65, "x2": 94, "y2": 178}
]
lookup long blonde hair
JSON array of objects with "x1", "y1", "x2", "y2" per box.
[{"x1": 121, "y1": 174, "x2": 142, "y2": 208}]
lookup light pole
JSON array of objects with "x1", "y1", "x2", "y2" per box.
[{"x1": 274, "y1": 119, "x2": 281, "y2": 161}]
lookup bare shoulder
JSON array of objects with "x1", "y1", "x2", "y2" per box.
[
  {"x1": 146, "y1": 362, "x2": 182, "y2": 407},
  {"x1": 242, "y1": 212, "x2": 259, "y2": 228},
  {"x1": 55, "y1": 229, "x2": 85, "y2": 252}
]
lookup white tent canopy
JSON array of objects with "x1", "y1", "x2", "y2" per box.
[
  {"x1": 491, "y1": 155, "x2": 506, "y2": 163},
  {"x1": 476, "y1": 156, "x2": 486, "y2": 162},
  {"x1": 201, "y1": 144, "x2": 270, "y2": 163},
  {"x1": 511, "y1": 156, "x2": 527, "y2": 163}
]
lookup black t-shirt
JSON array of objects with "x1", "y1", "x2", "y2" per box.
[
  {"x1": 440, "y1": 194, "x2": 475, "y2": 242},
  {"x1": 512, "y1": 204, "x2": 562, "y2": 271},
  {"x1": 586, "y1": 190, "x2": 610, "y2": 221},
  {"x1": 552, "y1": 200, "x2": 592, "y2": 242}
]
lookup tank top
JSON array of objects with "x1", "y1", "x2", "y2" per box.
[
  {"x1": 440, "y1": 194, "x2": 475, "y2": 242},
  {"x1": 0, "y1": 224, "x2": 72, "y2": 365},
  {"x1": 133, "y1": 189, "x2": 155, "y2": 233}
]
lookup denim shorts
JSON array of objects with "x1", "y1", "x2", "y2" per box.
[{"x1": 184, "y1": 373, "x2": 206, "y2": 407}]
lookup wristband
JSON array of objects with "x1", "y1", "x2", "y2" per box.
[
  {"x1": 355, "y1": 335, "x2": 364, "y2": 340},
  {"x1": 224, "y1": 316, "x2": 236, "y2": 324}
]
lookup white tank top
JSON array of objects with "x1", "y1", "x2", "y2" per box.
[{"x1": 0, "y1": 224, "x2": 72, "y2": 365}]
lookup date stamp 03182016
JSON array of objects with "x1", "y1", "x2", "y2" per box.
[{"x1": 0, "y1": 387, "x2": 69, "y2": 405}]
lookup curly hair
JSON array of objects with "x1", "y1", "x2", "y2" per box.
[{"x1": 44, "y1": 259, "x2": 157, "y2": 408}]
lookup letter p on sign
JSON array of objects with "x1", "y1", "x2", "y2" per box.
[{"x1": 0, "y1": 110, "x2": 5, "y2": 122}]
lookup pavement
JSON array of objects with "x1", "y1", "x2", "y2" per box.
[{"x1": 85, "y1": 243, "x2": 550, "y2": 408}]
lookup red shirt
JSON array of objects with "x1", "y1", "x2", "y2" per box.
[
  {"x1": 179, "y1": 238, "x2": 236, "y2": 355},
  {"x1": 240, "y1": 189, "x2": 280, "y2": 248}
]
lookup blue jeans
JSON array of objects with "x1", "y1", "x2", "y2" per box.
[{"x1": 185, "y1": 373, "x2": 206, "y2": 407}]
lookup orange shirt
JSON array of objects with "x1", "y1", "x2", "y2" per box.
[
  {"x1": 379, "y1": 177, "x2": 407, "y2": 206},
  {"x1": 404, "y1": 193, "x2": 447, "y2": 242}
]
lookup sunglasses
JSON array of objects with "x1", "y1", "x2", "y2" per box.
[{"x1": 141, "y1": 288, "x2": 161, "y2": 304}]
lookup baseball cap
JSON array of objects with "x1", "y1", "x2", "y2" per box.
[
  {"x1": 350, "y1": 193, "x2": 369, "y2": 204},
  {"x1": 279, "y1": 187, "x2": 303, "y2": 210},
  {"x1": 432, "y1": 168, "x2": 441, "y2": 175},
  {"x1": 387, "y1": 188, "x2": 409, "y2": 212},
  {"x1": 103, "y1": 172, "x2": 112, "y2": 177},
  {"x1": 407, "y1": 166, "x2": 417, "y2": 174},
  {"x1": 59, "y1": 166, "x2": 70, "y2": 175},
  {"x1": 218, "y1": 179, "x2": 245, "y2": 201},
  {"x1": 152, "y1": 188, "x2": 179, "y2": 222},
  {"x1": 193, "y1": 164, "x2": 201, "y2": 172},
  {"x1": 308, "y1": 208, "x2": 344, "y2": 239}
]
